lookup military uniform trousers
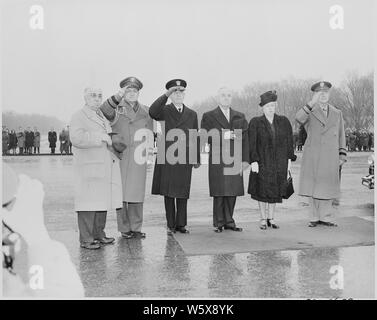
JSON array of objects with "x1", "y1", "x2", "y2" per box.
[
  {"x1": 308, "y1": 197, "x2": 335, "y2": 223},
  {"x1": 116, "y1": 202, "x2": 144, "y2": 233},
  {"x1": 213, "y1": 196, "x2": 237, "y2": 228},
  {"x1": 77, "y1": 211, "x2": 107, "y2": 244},
  {"x1": 164, "y1": 196, "x2": 187, "y2": 229}
]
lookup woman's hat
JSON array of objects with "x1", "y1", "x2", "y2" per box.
[{"x1": 259, "y1": 90, "x2": 277, "y2": 107}]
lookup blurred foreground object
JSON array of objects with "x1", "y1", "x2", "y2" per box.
[{"x1": 2, "y1": 163, "x2": 84, "y2": 298}]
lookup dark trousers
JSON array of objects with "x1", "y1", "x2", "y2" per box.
[
  {"x1": 33, "y1": 147, "x2": 40, "y2": 154},
  {"x1": 19, "y1": 147, "x2": 23, "y2": 154},
  {"x1": 50, "y1": 147, "x2": 55, "y2": 154},
  {"x1": 164, "y1": 196, "x2": 187, "y2": 229},
  {"x1": 213, "y1": 196, "x2": 236, "y2": 228},
  {"x1": 77, "y1": 211, "x2": 107, "y2": 244}
]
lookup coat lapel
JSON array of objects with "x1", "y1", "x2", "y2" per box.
[
  {"x1": 311, "y1": 104, "x2": 327, "y2": 127},
  {"x1": 322, "y1": 105, "x2": 337, "y2": 133},
  {"x1": 82, "y1": 106, "x2": 107, "y2": 130},
  {"x1": 213, "y1": 106, "x2": 230, "y2": 129}
]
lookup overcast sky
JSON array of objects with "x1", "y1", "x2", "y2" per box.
[{"x1": 1, "y1": 0, "x2": 374, "y2": 122}]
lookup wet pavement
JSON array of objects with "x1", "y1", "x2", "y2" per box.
[{"x1": 3, "y1": 151, "x2": 375, "y2": 298}]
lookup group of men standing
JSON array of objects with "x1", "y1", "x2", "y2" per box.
[
  {"x1": 70, "y1": 77, "x2": 347, "y2": 249},
  {"x1": 2, "y1": 126, "x2": 41, "y2": 155},
  {"x1": 345, "y1": 129, "x2": 373, "y2": 152},
  {"x1": 47, "y1": 127, "x2": 72, "y2": 154}
]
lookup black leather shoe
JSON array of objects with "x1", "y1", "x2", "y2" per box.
[
  {"x1": 308, "y1": 221, "x2": 320, "y2": 227},
  {"x1": 121, "y1": 231, "x2": 133, "y2": 239},
  {"x1": 96, "y1": 237, "x2": 115, "y2": 245},
  {"x1": 132, "y1": 231, "x2": 146, "y2": 238},
  {"x1": 214, "y1": 227, "x2": 223, "y2": 233},
  {"x1": 224, "y1": 225, "x2": 243, "y2": 232},
  {"x1": 267, "y1": 219, "x2": 279, "y2": 229},
  {"x1": 80, "y1": 242, "x2": 101, "y2": 250},
  {"x1": 176, "y1": 227, "x2": 190, "y2": 234},
  {"x1": 320, "y1": 221, "x2": 338, "y2": 227}
]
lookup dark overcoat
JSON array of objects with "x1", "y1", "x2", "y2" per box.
[
  {"x1": 25, "y1": 131, "x2": 34, "y2": 148},
  {"x1": 48, "y1": 131, "x2": 57, "y2": 148},
  {"x1": 248, "y1": 114, "x2": 296, "y2": 203},
  {"x1": 149, "y1": 94, "x2": 200, "y2": 199},
  {"x1": 201, "y1": 107, "x2": 249, "y2": 197}
]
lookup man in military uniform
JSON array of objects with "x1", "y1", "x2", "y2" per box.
[
  {"x1": 149, "y1": 79, "x2": 200, "y2": 235},
  {"x1": 100, "y1": 77, "x2": 153, "y2": 239},
  {"x1": 295, "y1": 81, "x2": 346, "y2": 227}
]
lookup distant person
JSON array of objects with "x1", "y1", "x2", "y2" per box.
[
  {"x1": 66, "y1": 125, "x2": 72, "y2": 154},
  {"x1": 16, "y1": 127, "x2": 25, "y2": 155},
  {"x1": 59, "y1": 128, "x2": 69, "y2": 154},
  {"x1": 69, "y1": 87, "x2": 123, "y2": 249},
  {"x1": 25, "y1": 126, "x2": 34, "y2": 155},
  {"x1": 9, "y1": 129, "x2": 18, "y2": 155},
  {"x1": 2, "y1": 126, "x2": 9, "y2": 155},
  {"x1": 248, "y1": 90, "x2": 296, "y2": 230},
  {"x1": 48, "y1": 127, "x2": 57, "y2": 154},
  {"x1": 297, "y1": 125, "x2": 307, "y2": 151},
  {"x1": 349, "y1": 130, "x2": 357, "y2": 151},
  {"x1": 368, "y1": 132, "x2": 373, "y2": 151},
  {"x1": 355, "y1": 129, "x2": 362, "y2": 151},
  {"x1": 2, "y1": 163, "x2": 85, "y2": 298},
  {"x1": 295, "y1": 81, "x2": 346, "y2": 228},
  {"x1": 361, "y1": 130, "x2": 369, "y2": 151},
  {"x1": 33, "y1": 127, "x2": 41, "y2": 154}
]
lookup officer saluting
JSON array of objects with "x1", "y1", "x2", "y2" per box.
[
  {"x1": 149, "y1": 79, "x2": 200, "y2": 235},
  {"x1": 295, "y1": 81, "x2": 347, "y2": 227}
]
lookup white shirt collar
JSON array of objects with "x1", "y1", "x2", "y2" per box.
[{"x1": 219, "y1": 106, "x2": 230, "y2": 120}]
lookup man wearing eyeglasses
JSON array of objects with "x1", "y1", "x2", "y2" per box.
[
  {"x1": 149, "y1": 79, "x2": 200, "y2": 235},
  {"x1": 100, "y1": 77, "x2": 153, "y2": 239},
  {"x1": 69, "y1": 87, "x2": 124, "y2": 249}
]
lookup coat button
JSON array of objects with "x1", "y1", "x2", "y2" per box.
[{"x1": 113, "y1": 160, "x2": 115, "y2": 163}]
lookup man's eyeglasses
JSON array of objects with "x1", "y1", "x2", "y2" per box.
[{"x1": 89, "y1": 93, "x2": 103, "y2": 99}]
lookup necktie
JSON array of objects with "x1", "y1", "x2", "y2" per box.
[{"x1": 178, "y1": 107, "x2": 182, "y2": 113}]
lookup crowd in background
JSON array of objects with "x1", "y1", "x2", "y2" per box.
[
  {"x1": 292, "y1": 125, "x2": 373, "y2": 152},
  {"x1": 2, "y1": 126, "x2": 72, "y2": 155}
]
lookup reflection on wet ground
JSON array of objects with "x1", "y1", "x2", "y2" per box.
[{"x1": 3, "y1": 153, "x2": 375, "y2": 298}]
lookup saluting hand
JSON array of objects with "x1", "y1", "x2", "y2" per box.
[
  {"x1": 308, "y1": 91, "x2": 321, "y2": 108},
  {"x1": 165, "y1": 86, "x2": 180, "y2": 97}
]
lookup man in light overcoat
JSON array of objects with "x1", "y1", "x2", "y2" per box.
[{"x1": 295, "y1": 81, "x2": 347, "y2": 227}]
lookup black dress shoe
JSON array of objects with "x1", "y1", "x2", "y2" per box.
[
  {"x1": 132, "y1": 231, "x2": 146, "y2": 238},
  {"x1": 214, "y1": 227, "x2": 223, "y2": 233},
  {"x1": 176, "y1": 227, "x2": 190, "y2": 234},
  {"x1": 319, "y1": 221, "x2": 338, "y2": 227},
  {"x1": 224, "y1": 225, "x2": 243, "y2": 232},
  {"x1": 267, "y1": 219, "x2": 279, "y2": 229},
  {"x1": 308, "y1": 221, "x2": 320, "y2": 227},
  {"x1": 96, "y1": 237, "x2": 115, "y2": 245}
]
